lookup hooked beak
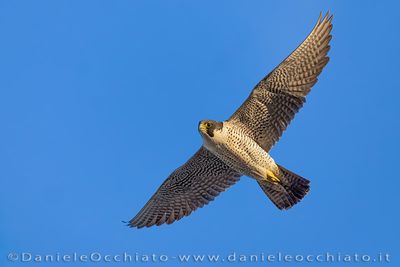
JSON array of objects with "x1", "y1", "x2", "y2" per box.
[{"x1": 198, "y1": 121, "x2": 207, "y2": 133}]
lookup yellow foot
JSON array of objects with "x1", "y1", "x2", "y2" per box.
[{"x1": 266, "y1": 170, "x2": 280, "y2": 183}]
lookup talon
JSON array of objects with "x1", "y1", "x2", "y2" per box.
[{"x1": 266, "y1": 170, "x2": 280, "y2": 183}]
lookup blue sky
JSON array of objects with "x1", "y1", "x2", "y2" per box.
[{"x1": 1, "y1": 1, "x2": 399, "y2": 266}]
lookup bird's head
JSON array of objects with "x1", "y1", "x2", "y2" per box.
[{"x1": 198, "y1": 120, "x2": 223, "y2": 139}]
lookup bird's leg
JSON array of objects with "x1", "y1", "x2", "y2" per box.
[{"x1": 266, "y1": 170, "x2": 280, "y2": 184}]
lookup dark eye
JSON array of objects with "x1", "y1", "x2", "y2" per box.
[{"x1": 206, "y1": 123, "x2": 211, "y2": 128}]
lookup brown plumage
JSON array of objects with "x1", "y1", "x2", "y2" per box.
[
  {"x1": 128, "y1": 12, "x2": 332, "y2": 228},
  {"x1": 128, "y1": 147, "x2": 240, "y2": 228},
  {"x1": 229, "y1": 13, "x2": 332, "y2": 151}
]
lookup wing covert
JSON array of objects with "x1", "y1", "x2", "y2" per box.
[
  {"x1": 229, "y1": 13, "x2": 333, "y2": 151},
  {"x1": 128, "y1": 147, "x2": 240, "y2": 228}
]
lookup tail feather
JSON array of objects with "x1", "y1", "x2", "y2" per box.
[{"x1": 258, "y1": 165, "x2": 310, "y2": 210}]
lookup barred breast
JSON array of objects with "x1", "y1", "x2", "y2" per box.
[{"x1": 210, "y1": 121, "x2": 279, "y2": 180}]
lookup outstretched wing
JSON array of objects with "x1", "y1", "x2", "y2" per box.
[
  {"x1": 128, "y1": 147, "x2": 241, "y2": 228},
  {"x1": 229, "y1": 13, "x2": 333, "y2": 152}
]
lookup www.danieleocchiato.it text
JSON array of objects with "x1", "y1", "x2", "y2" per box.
[{"x1": 7, "y1": 251, "x2": 390, "y2": 264}]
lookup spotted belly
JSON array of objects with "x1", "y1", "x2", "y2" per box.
[{"x1": 212, "y1": 124, "x2": 278, "y2": 180}]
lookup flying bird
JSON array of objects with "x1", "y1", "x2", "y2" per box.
[{"x1": 128, "y1": 13, "x2": 332, "y2": 228}]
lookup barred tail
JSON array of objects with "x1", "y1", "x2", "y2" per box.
[{"x1": 257, "y1": 165, "x2": 310, "y2": 210}]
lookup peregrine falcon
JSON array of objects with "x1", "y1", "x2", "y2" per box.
[{"x1": 128, "y1": 13, "x2": 332, "y2": 228}]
